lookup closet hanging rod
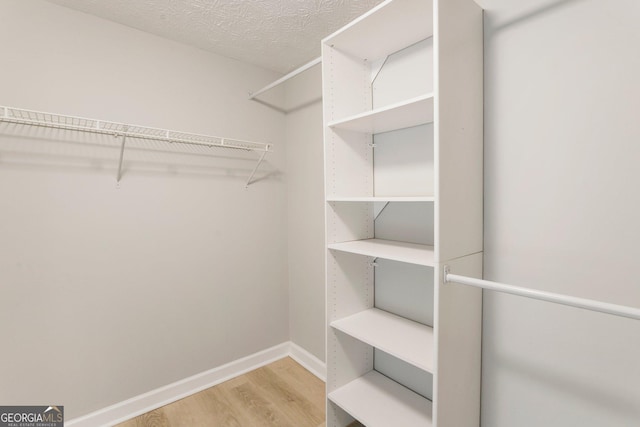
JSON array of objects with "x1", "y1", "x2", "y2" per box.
[
  {"x1": 443, "y1": 266, "x2": 640, "y2": 321},
  {"x1": 248, "y1": 56, "x2": 321, "y2": 100},
  {"x1": 0, "y1": 106, "x2": 271, "y2": 152}
]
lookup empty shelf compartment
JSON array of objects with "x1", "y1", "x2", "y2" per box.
[
  {"x1": 323, "y1": 0, "x2": 434, "y2": 61},
  {"x1": 329, "y1": 370, "x2": 433, "y2": 427},
  {"x1": 331, "y1": 308, "x2": 434, "y2": 372}
]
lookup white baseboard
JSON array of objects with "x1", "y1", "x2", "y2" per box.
[
  {"x1": 66, "y1": 342, "x2": 291, "y2": 427},
  {"x1": 65, "y1": 341, "x2": 327, "y2": 427},
  {"x1": 288, "y1": 342, "x2": 326, "y2": 381}
]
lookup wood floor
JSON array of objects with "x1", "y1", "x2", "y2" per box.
[{"x1": 116, "y1": 357, "x2": 326, "y2": 427}]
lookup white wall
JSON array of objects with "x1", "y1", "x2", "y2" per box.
[
  {"x1": 480, "y1": 0, "x2": 640, "y2": 425},
  {"x1": 0, "y1": 0, "x2": 288, "y2": 419},
  {"x1": 284, "y1": 66, "x2": 326, "y2": 362}
]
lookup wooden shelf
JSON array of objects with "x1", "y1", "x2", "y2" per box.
[
  {"x1": 331, "y1": 308, "x2": 434, "y2": 372},
  {"x1": 327, "y1": 196, "x2": 434, "y2": 202},
  {"x1": 324, "y1": 0, "x2": 434, "y2": 60},
  {"x1": 329, "y1": 370, "x2": 433, "y2": 427},
  {"x1": 328, "y1": 239, "x2": 435, "y2": 266},
  {"x1": 328, "y1": 94, "x2": 434, "y2": 134}
]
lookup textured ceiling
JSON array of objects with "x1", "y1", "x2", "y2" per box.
[{"x1": 44, "y1": 0, "x2": 384, "y2": 74}]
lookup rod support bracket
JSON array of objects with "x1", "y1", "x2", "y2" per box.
[{"x1": 443, "y1": 265, "x2": 451, "y2": 283}]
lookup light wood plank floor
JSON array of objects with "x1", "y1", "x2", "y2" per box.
[{"x1": 116, "y1": 357, "x2": 326, "y2": 427}]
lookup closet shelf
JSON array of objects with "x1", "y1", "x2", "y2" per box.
[
  {"x1": 327, "y1": 196, "x2": 434, "y2": 202},
  {"x1": 331, "y1": 308, "x2": 434, "y2": 372},
  {"x1": 328, "y1": 370, "x2": 433, "y2": 427},
  {"x1": 325, "y1": 0, "x2": 433, "y2": 61},
  {"x1": 1, "y1": 106, "x2": 270, "y2": 152},
  {"x1": 327, "y1": 94, "x2": 434, "y2": 134},
  {"x1": 0, "y1": 105, "x2": 271, "y2": 186},
  {"x1": 328, "y1": 238, "x2": 435, "y2": 266}
]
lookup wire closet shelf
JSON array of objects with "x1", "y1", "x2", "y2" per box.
[{"x1": 0, "y1": 105, "x2": 271, "y2": 186}]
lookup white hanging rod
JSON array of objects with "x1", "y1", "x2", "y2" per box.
[
  {"x1": 0, "y1": 105, "x2": 271, "y2": 152},
  {"x1": 248, "y1": 56, "x2": 322, "y2": 100},
  {"x1": 443, "y1": 266, "x2": 640, "y2": 321}
]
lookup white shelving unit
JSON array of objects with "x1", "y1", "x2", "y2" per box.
[{"x1": 323, "y1": 0, "x2": 483, "y2": 425}]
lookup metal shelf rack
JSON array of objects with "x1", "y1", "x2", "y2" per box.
[{"x1": 0, "y1": 105, "x2": 271, "y2": 187}]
